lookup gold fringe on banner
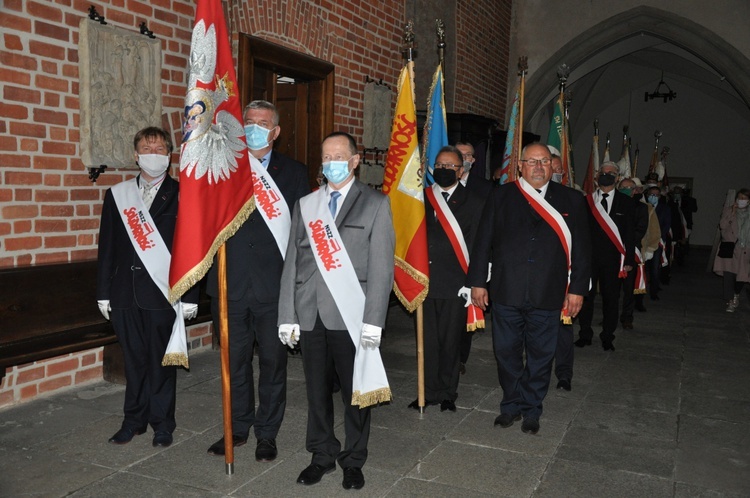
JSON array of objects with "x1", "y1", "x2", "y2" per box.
[
  {"x1": 467, "y1": 319, "x2": 485, "y2": 332},
  {"x1": 352, "y1": 387, "x2": 393, "y2": 408},
  {"x1": 393, "y1": 257, "x2": 429, "y2": 312},
  {"x1": 162, "y1": 352, "x2": 189, "y2": 368}
]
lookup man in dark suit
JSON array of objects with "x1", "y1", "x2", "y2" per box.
[
  {"x1": 205, "y1": 100, "x2": 309, "y2": 461},
  {"x1": 408, "y1": 146, "x2": 485, "y2": 411},
  {"x1": 278, "y1": 132, "x2": 394, "y2": 490},
  {"x1": 97, "y1": 126, "x2": 199, "y2": 448},
  {"x1": 468, "y1": 143, "x2": 591, "y2": 435},
  {"x1": 575, "y1": 161, "x2": 635, "y2": 352},
  {"x1": 618, "y1": 177, "x2": 649, "y2": 330},
  {"x1": 455, "y1": 141, "x2": 493, "y2": 374}
]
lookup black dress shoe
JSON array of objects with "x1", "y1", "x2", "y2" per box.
[
  {"x1": 574, "y1": 338, "x2": 592, "y2": 348},
  {"x1": 556, "y1": 379, "x2": 571, "y2": 391},
  {"x1": 108, "y1": 426, "x2": 147, "y2": 445},
  {"x1": 602, "y1": 341, "x2": 616, "y2": 352},
  {"x1": 255, "y1": 438, "x2": 277, "y2": 462},
  {"x1": 207, "y1": 435, "x2": 248, "y2": 456},
  {"x1": 152, "y1": 431, "x2": 173, "y2": 447},
  {"x1": 521, "y1": 418, "x2": 540, "y2": 434},
  {"x1": 342, "y1": 467, "x2": 365, "y2": 489},
  {"x1": 621, "y1": 320, "x2": 633, "y2": 330},
  {"x1": 494, "y1": 413, "x2": 521, "y2": 428},
  {"x1": 297, "y1": 463, "x2": 336, "y2": 485},
  {"x1": 440, "y1": 399, "x2": 456, "y2": 412}
]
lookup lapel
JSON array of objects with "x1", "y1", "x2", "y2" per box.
[
  {"x1": 448, "y1": 183, "x2": 467, "y2": 214},
  {"x1": 149, "y1": 175, "x2": 174, "y2": 217},
  {"x1": 267, "y1": 151, "x2": 281, "y2": 181},
  {"x1": 335, "y1": 179, "x2": 362, "y2": 227}
]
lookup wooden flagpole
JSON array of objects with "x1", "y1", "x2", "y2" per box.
[
  {"x1": 514, "y1": 57, "x2": 528, "y2": 181},
  {"x1": 217, "y1": 244, "x2": 234, "y2": 474}
]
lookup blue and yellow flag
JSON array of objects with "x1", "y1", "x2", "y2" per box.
[{"x1": 422, "y1": 64, "x2": 448, "y2": 186}]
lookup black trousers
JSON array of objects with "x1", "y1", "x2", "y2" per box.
[
  {"x1": 211, "y1": 286, "x2": 287, "y2": 440},
  {"x1": 579, "y1": 259, "x2": 623, "y2": 344},
  {"x1": 423, "y1": 297, "x2": 465, "y2": 402},
  {"x1": 301, "y1": 315, "x2": 370, "y2": 469},
  {"x1": 620, "y1": 263, "x2": 637, "y2": 322},
  {"x1": 492, "y1": 303, "x2": 558, "y2": 420},
  {"x1": 110, "y1": 306, "x2": 177, "y2": 433},
  {"x1": 554, "y1": 323, "x2": 573, "y2": 381}
]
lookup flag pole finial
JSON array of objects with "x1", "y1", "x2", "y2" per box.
[
  {"x1": 594, "y1": 119, "x2": 599, "y2": 136},
  {"x1": 435, "y1": 19, "x2": 446, "y2": 68},
  {"x1": 518, "y1": 56, "x2": 528, "y2": 76},
  {"x1": 557, "y1": 63, "x2": 570, "y2": 92},
  {"x1": 401, "y1": 21, "x2": 416, "y2": 62}
]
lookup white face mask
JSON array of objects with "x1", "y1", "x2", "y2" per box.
[
  {"x1": 462, "y1": 160, "x2": 472, "y2": 172},
  {"x1": 738, "y1": 199, "x2": 749, "y2": 209},
  {"x1": 551, "y1": 173, "x2": 563, "y2": 184},
  {"x1": 138, "y1": 154, "x2": 170, "y2": 177}
]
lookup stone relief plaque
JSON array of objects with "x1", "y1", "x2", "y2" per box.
[{"x1": 78, "y1": 19, "x2": 162, "y2": 168}]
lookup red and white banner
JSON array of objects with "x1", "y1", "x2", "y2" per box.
[{"x1": 168, "y1": 0, "x2": 255, "y2": 307}]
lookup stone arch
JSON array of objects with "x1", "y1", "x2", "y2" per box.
[{"x1": 524, "y1": 5, "x2": 750, "y2": 121}]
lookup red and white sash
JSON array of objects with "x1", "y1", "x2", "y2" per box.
[
  {"x1": 299, "y1": 188, "x2": 391, "y2": 407},
  {"x1": 659, "y1": 238, "x2": 669, "y2": 267},
  {"x1": 587, "y1": 193, "x2": 627, "y2": 278},
  {"x1": 515, "y1": 179, "x2": 574, "y2": 324},
  {"x1": 633, "y1": 247, "x2": 647, "y2": 294},
  {"x1": 111, "y1": 179, "x2": 188, "y2": 367},
  {"x1": 425, "y1": 184, "x2": 485, "y2": 331},
  {"x1": 249, "y1": 155, "x2": 291, "y2": 258}
]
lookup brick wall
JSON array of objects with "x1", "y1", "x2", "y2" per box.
[
  {"x1": 0, "y1": 0, "x2": 511, "y2": 408},
  {"x1": 454, "y1": 0, "x2": 513, "y2": 117}
]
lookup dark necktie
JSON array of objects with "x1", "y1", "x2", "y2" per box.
[
  {"x1": 601, "y1": 192, "x2": 609, "y2": 212},
  {"x1": 442, "y1": 191, "x2": 449, "y2": 202},
  {"x1": 329, "y1": 191, "x2": 341, "y2": 218}
]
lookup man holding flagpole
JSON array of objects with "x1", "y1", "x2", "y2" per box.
[
  {"x1": 278, "y1": 132, "x2": 394, "y2": 490},
  {"x1": 205, "y1": 100, "x2": 309, "y2": 461},
  {"x1": 468, "y1": 143, "x2": 591, "y2": 435},
  {"x1": 410, "y1": 145, "x2": 485, "y2": 412},
  {"x1": 97, "y1": 127, "x2": 199, "y2": 448}
]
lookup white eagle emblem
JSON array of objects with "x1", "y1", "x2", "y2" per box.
[{"x1": 180, "y1": 20, "x2": 246, "y2": 184}]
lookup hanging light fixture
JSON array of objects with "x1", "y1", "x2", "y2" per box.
[{"x1": 645, "y1": 71, "x2": 677, "y2": 103}]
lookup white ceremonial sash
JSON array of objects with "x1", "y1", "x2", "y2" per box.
[
  {"x1": 587, "y1": 194, "x2": 627, "y2": 278},
  {"x1": 515, "y1": 179, "x2": 577, "y2": 323},
  {"x1": 250, "y1": 155, "x2": 291, "y2": 258},
  {"x1": 299, "y1": 188, "x2": 391, "y2": 407},
  {"x1": 111, "y1": 179, "x2": 188, "y2": 368}
]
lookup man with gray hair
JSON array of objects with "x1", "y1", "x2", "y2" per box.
[
  {"x1": 575, "y1": 161, "x2": 636, "y2": 352},
  {"x1": 205, "y1": 100, "x2": 310, "y2": 461}
]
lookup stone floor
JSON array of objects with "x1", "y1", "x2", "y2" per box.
[{"x1": 1, "y1": 248, "x2": 749, "y2": 497}]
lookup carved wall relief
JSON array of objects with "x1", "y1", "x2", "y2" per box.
[{"x1": 78, "y1": 19, "x2": 162, "y2": 168}]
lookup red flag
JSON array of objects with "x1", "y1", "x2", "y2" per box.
[
  {"x1": 582, "y1": 122, "x2": 599, "y2": 195},
  {"x1": 168, "y1": 0, "x2": 255, "y2": 303}
]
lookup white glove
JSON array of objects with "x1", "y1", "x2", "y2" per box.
[
  {"x1": 97, "y1": 300, "x2": 111, "y2": 321},
  {"x1": 182, "y1": 303, "x2": 198, "y2": 320},
  {"x1": 279, "y1": 324, "x2": 300, "y2": 346},
  {"x1": 487, "y1": 262, "x2": 492, "y2": 282},
  {"x1": 457, "y1": 286, "x2": 472, "y2": 308},
  {"x1": 360, "y1": 323, "x2": 382, "y2": 349}
]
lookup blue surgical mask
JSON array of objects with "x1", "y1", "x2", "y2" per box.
[
  {"x1": 244, "y1": 124, "x2": 273, "y2": 150},
  {"x1": 647, "y1": 195, "x2": 659, "y2": 206},
  {"x1": 322, "y1": 160, "x2": 351, "y2": 184}
]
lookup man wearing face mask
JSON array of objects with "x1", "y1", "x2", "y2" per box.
[
  {"x1": 644, "y1": 185, "x2": 672, "y2": 300},
  {"x1": 278, "y1": 132, "x2": 395, "y2": 490},
  {"x1": 409, "y1": 146, "x2": 486, "y2": 411},
  {"x1": 456, "y1": 141, "x2": 493, "y2": 198},
  {"x1": 96, "y1": 127, "x2": 199, "y2": 448},
  {"x1": 454, "y1": 141, "x2": 492, "y2": 375},
  {"x1": 617, "y1": 178, "x2": 649, "y2": 330},
  {"x1": 205, "y1": 100, "x2": 310, "y2": 461},
  {"x1": 575, "y1": 162, "x2": 635, "y2": 352}
]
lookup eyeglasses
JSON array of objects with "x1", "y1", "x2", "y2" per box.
[
  {"x1": 520, "y1": 158, "x2": 551, "y2": 166},
  {"x1": 434, "y1": 163, "x2": 460, "y2": 170}
]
